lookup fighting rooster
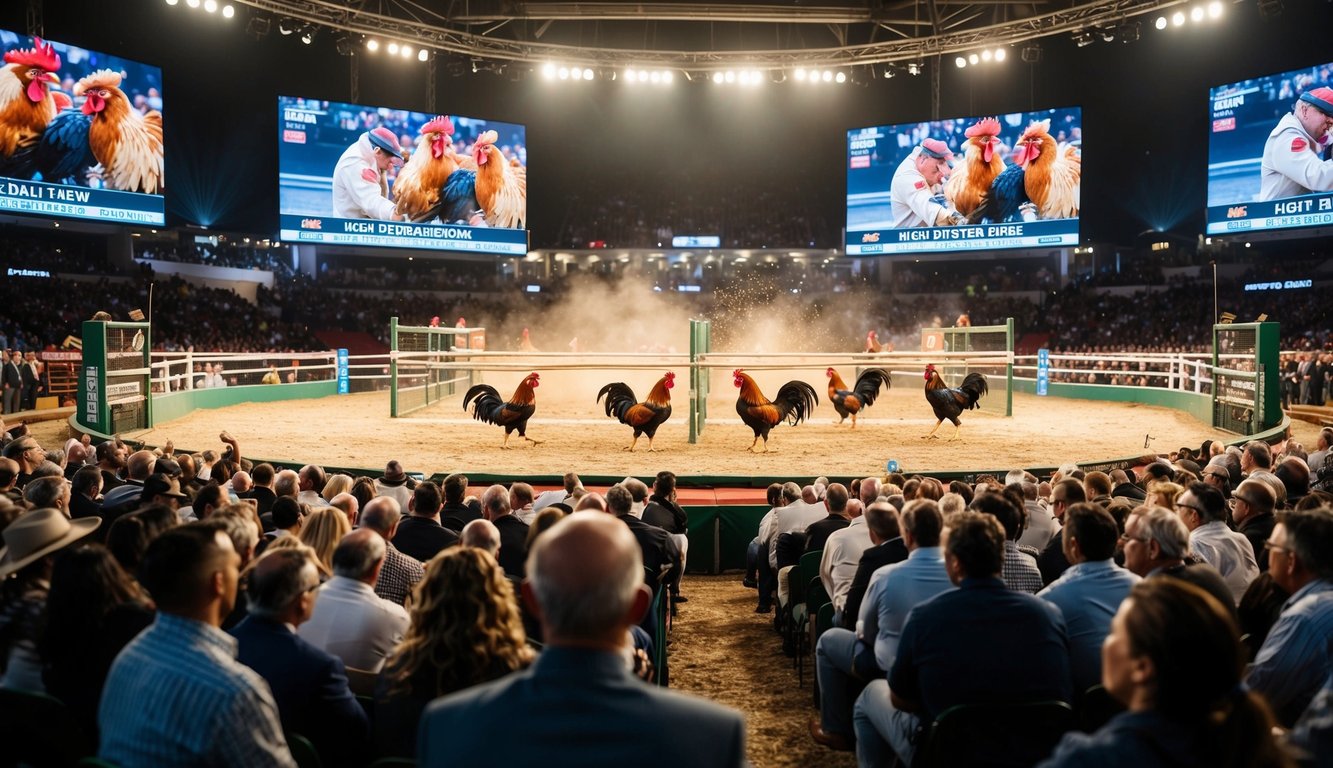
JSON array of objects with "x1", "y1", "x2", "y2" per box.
[
  {"x1": 733, "y1": 369, "x2": 818, "y2": 453},
  {"x1": 471, "y1": 129, "x2": 526, "y2": 229},
  {"x1": 943, "y1": 117, "x2": 1006, "y2": 218},
  {"x1": 865, "y1": 330, "x2": 882, "y2": 354},
  {"x1": 0, "y1": 37, "x2": 62, "y2": 179},
  {"x1": 826, "y1": 367, "x2": 892, "y2": 428},
  {"x1": 968, "y1": 119, "x2": 1080, "y2": 224},
  {"x1": 597, "y1": 372, "x2": 675, "y2": 452},
  {"x1": 70, "y1": 70, "x2": 163, "y2": 194},
  {"x1": 392, "y1": 115, "x2": 483, "y2": 224},
  {"x1": 922, "y1": 364, "x2": 988, "y2": 441},
  {"x1": 463, "y1": 372, "x2": 542, "y2": 449}
]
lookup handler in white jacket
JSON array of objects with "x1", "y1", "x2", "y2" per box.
[
  {"x1": 1259, "y1": 86, "x2": 1333, "y2": 202},
  {"x1": 332, "y1": 127, "x2": 406, "y2": 220}
]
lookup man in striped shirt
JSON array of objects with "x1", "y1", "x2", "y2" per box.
[{"x1": 100, "y1": 524, "x2": 296, "y2": 768}]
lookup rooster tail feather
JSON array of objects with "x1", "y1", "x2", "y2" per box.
[
  {"x1": 853, "y1": 368, "x2": 892, "y2": 407},
  {"x1": 959, "y1": 372, "x2": 989, "y2": 408},
  {"x1": 774, "y1": 380, "x2": 819, "y2": 426},
  {"x1": 463, "y1": 384, "x2": 503, "y2": 423},
  {"x1": 596, "y1": 382, "x2": 638, "y2": 421}
]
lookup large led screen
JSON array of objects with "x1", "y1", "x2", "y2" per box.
[
  {"x1": 1206, "y1": 62, "x2": 1333, "y2": 236},
  {"x1": 0, "y1": 30, "x2": 164, "y2": 225},
  {"x1": 278, "y1": 96, "x2": 528, "y2": 255},
  {"x1": 846, "y1": 107, "x2": 1081, "y2": 255}
]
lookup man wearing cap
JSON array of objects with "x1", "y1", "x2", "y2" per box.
[
  {"x1": 332, "y1": 128, "x2": 407, "y2": 221},
  {"x1": 890, "y1": 140, "x2": 966, "y2": 228},
  {"x1": 1259, "y1": 86, "x2": 1333, "y2": 201}
]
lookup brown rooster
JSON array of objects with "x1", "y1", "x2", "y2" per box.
[
  {"x1": 733, "y1": 369, "x2": 818, "y2": 453},
  {"x1": 944, "y1": 117, "x2": 1006, "y2": 217},
  {"x1": 393, "y1": 115, "x2": 484, "y2": 224},
  {"x1": 463, "y1": 372, "x2": 541, "y2": 449},
  {"x1": 0, "y1": 37, "x2": 62, "y2": 179},
  {"x1": 597, "y1": 372, "x2": 674, "y2": 452},
  {"x1": 74, "y1": 69, "x2": 163, "y2": 194},
  {"x1": 826, "y1": 367, "x2": 891, "y2": 428},
  {"x1": 968, "y1": 119, "x2": 1079, "y2": 224},
  {"x1": 923, "y1": 364, "x2": 988, "y2": 441},
  {"x1": 471, "y1": 129, "x2": 526, "y2": 229}
]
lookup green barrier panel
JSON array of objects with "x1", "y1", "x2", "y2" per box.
[
  {"x1": 152, "y1": 381, "x2": 339, "y2": 424},
  {"x1": 718, "y1": 505, "x2": 771, "y2": 572},
  {"x1": 684, "y1": 506, "x2": 718, "y2": 573}
]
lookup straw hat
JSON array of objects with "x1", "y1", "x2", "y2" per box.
[{"x1": 0, "y1": 508, "x2": 100, "y2": 577}]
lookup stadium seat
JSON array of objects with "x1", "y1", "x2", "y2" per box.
[
  {"x1": 285, "y1": 731, "x2": 323, "y2": 768},
  {"x1": 912, "y1": 700, "x2": 1075, "y2": 768},
  {"x1": 0, "y1": 687, "x2": 94, "y2": 766},
  {"x1": 1077, "y1": 684, "x2": 1124, "y2": 733}
]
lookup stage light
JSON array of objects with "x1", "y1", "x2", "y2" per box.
[
  {"x1": 663, "y1": 71, "x2": 673, "y2": 84},
  {"x1": 623, "y1": 68, "x2": 634, "y2": 82},
  {"x1": 835, "y1": 72, "x2": 846, "y2": 83},
  {"x1": 1208, "y1": 1, "x2": 1223, "y2": 18},
  {"x1": 821, "y1": 70, "x2": 832, "y2": 82},
  {"x1": 1172, "y1": 11, "x2": 1185, "y2": 26},
  {"x1": 186, "y1": 0, "x2": 200, "y2": 7},
  {"x1": 1118, "y1": 22, "x2": 1140, "y2": 43},
  {"x1": 1072, "y1": 30, "x2": 1095, "y2": 47},
  {"x1": 1190, "y1": 6, "x2": 1204, "y2": 22},
  {"x1": 418, "y1": 48, "x2": 429, "y2": 62},
  {"x1": 247, "y1": 16, "x2": 271, "y2": 38},
  {"x1": 883, "y1": 68, "x2": 894, "y2": 79},
  {"x1": 1155, "y1": 16, "x2": 1167, "y2": 29},
  {"x1": 203, "y1": 0, "x2": 217, "y2": 13},
  {"x1": 542, "y1": 62, "x2": 556, "y2": 79},
  {"x1": 725, "y1": 70, "x2": 736, "y2": 83},
  {"x1": 334, "y1": 34, "x2": 354, "y2": 55},
  {"x1": 1101, "y1": 27, "x2": 1117, "y2": 42},
  {"x1": 956, "y1": 56, "x2": 967, "y2": 68},
  {"x1": 994, "y1": 48, "x2": 1006, "y2": 61},
  {"x1": 165, "y1": 0, "x2": 178, "y2": 5},
  {"x1": 221, "y1": 4, "x2": 233, "y2": 18},
  {"x1": 400, "y1": 45, "x2": 412, "y2": 58},
  {"x1": 583, "y1": 68, "x2": 594, "y2": 80},
  {"x1": 650, "y1": 70, "x2": 661, "y2": 83},
  {"x1": 638, "y1": 70, "x2": 649, "y2": 82},
  {"x1": 794, "y1": 68, "x2": 807, "y2": 81},
  {"x1": 981, "y1": 49, "x2": 993, "y2": 62},
  {"x1": 969, "y1": 53, "x2": 980, "y2": 65},
  {"x1": 278, "y1": 16, "x2": 295, "y2": 34},
  {"x1": 387, "y1": 42, "x2": 399, "y2": 54},
  {"x1": 907, "y1": 62, "x2": 921, "y2": 76},
  {"x1": 712, "y1": 72, "x2": 724, "y2": 84},
  {"x1": 1021, "y1": 45, "x2": 1041, "y2": 63},
  {"x1": 366, "y1": 38, "x2": 379, "y2": 52},
  {"x1": 300, "y1": 27, "x2": 317, "y2": 45},
  {"x1": 558, "y1": 66, "x2": 569, "y2": 80}
]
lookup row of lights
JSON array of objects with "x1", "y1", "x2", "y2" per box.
[
  {"x1": 164, "y1": 0, "x2": 235, "y2": 18},
  {"x1": 1154, "y1": 1, "x2": 1225, "y2": 29},
  {"x1": 623, "y1": 68, "x2": 675, "y2": 85},
  {"x1": 793, "y1": 69, "x2": 847, "y2": 84},
  {"x1": 954, "y1": 48, "x2": 1007, "y2": 68},
  {"x1": 366, "y1": 39, "x2": 431, "y2": 62},
  {"x1": 540, "y1": 63, "x2": 596, "y2": 80},
  {"x1": 715, "y1": 69, "x2": 769, "y2": 85}
]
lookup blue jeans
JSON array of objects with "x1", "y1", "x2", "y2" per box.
[
  {"x1": 815, "y1": 628, "x2": 862, "y2": 738},
  {"x1": 854, "y1": 679, "x2": 920, "y2": 768}
]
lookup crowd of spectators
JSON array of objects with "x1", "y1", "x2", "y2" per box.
[{"x1": 135, "y1": 241, "x2": 296, "y2": 277}]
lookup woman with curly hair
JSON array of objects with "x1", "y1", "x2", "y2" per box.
[
  {"x1": 299, "y1": 506, "x2": 351, "y2": 572},
  {"x1": 373, "y1": 546, "x2": 533, "y2": 758}
]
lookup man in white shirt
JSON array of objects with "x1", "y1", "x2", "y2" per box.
[
  {"x1": 1178, "y1": 482, "x2": 1258, "y2": 604},
  {"x1": 820, "y1": 477, "x2": 879, "y2": 616},
  {"x1": 298, "y1": 529, "x2": 408, "y2": 672}
]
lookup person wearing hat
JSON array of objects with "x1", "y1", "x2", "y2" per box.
[
  {"x1": 0, "y1": 507, "x2": 100, "y2": 691},
  {"x1": 141, "y1": 473, "x2": 191, "y2": 517},
  {"x1": 332, "y1": 127, "x2": 408, "y2": 221},
  {"x1": 890, "y1": 138, "x2": 966, "y2": 228},
  {"x1": 1259, "y1": 85, "x2": 1333, "y2": 201}
]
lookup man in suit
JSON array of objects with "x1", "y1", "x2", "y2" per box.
[
  {"x1": 20, "y1": 351, "x2": 40, "y2": 411},
  {"x1": 392, "y1": 481, "x2": 459, "y2": 562},
  {"x1": 482, "y1": 483, "x2": 530, "y2": 578},
  {"x1": 230, "y1": 546, "x2": 369, "y2": 765},
  {"x1": 418, "y1": 511, "x2": 746, "y2": 768},
  {"x1": 607, "y1": 484, "x2": 680, "y2": 594},
  {"x1": 2, "y1": 351, "x2": 21, "y2": 414}
]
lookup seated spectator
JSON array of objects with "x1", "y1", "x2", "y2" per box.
[
  {"x1": 1234, "y1": 479, "x2": 1278, "y2": 573},
  {"x1": 99, "y1": 524, "x2": 295, "y2": 767},
  {"x1": 393, "y1": 481, "x2": 460, "y2": 563},
  {"x1": 69, "y1": 465, "x2": 103, "y2": 521},
  {"x1": 374, "y1": 461, "x2": 415, "y2": 510},
  {"x1": 418, "y1": 512, "x2": 745, "y2": 767},
  {"x1": 321, "y1": 473, "x2": 353, "y2": 503},
  {"x1": 374, "y1": 547, "x2": 533, "y2": 758},
  {"x1": 1038, "y1": 579, "x2": 1288, "y2": 768},
  {"x1": 819, "y1": 478, "x2": 878, "y2": 616},
  {"x1": 241, "y1": 462, "x2": 278, "y2": 517},
  {"x1": 483, "y1": 483, "x2": 530, "y2": 578},
  {"x1": 440, "y1": 472, "x2": 482, "y2": 531},
  {"x1": 358, "y1": 497, "x2": 424, "y2": 607},
  {"x1": 1038, "y1": 478, "x2": 1087, "y2": 585},
  {"x1": 299, "y1": 506, "x2": 352, "y2": 572},
  {"x1": 972, "y1": 489, "x2": 1043, "y2": 594},
  {"x1": 298, "y1": 529, "x2": 409, "y2": 673},
  {"x1": 1121, "y1": 506, "x2": 1236, "y2": 614},
  {"x1": 0, "y1": 508, "x2": 101, "y2": 691},
  {"x1": 510, "y1": 482, "x2": 537, "y2": 525},
  {"x1": 231, "y1": 546, "x2": 369, "y2": 766},
  {"x1": 1246, "y1": 507, "x2": 1333, "y2": 726},
  {"x1": 462, "y1": 518, "x2": 503, "y2": 556},
  {"x1": 297, "y1": 464, "x2": 329, "y2": 508},
  {"x1": 853, "y1": 511, "x2": 1073, "y2": 767},
  {"x1": 1179, "y1": 482, "x2": 1259, "y2": 604},
  {"x1": 39, "y1": 543, "x2": 154, "y2": 737},
  {"x1": 349, "y1": 476, "x2": 378, "y2": 515}
]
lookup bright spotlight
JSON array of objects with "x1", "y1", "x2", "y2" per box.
[
  {"x1": 542, "y1": 63, "x2": 556, "y2": 79},
  {"x1": 794, "y1": 68, "x2": 807, "y2": 81},
  {"x1": 1190, "y1": 6, "x2": 1204, "y2": 22},
  {"x1": 713, "y1": 72, "x2": 724, "y2": 84},
  {"x1": 994, "y1": 48, "x2": 1006, "y2": 61},
  {"x1": 165, "y1": 0, "x2": 179, "y2": 5},
  {"x1": 387, "y1": 42, "x2": 399, "y2": 54},
  {"x1": 956, "y1": 56, "x2": 967, "y2": 68},
  {"x1": 650, "y1": 70, "x2": 661, "y2": 83},
  {"x1": 558, "y1": 66, "x2": 570, "y2": 80},
  {"x1": 1172, "y1": 11, "x2": 1185, "y2": 26},
  {"x1": 623, "y1": 68, "x2": 634, "y2": 82},
  {"x1": 221, "y1": 4, "x2": 233, "y2": 17},
  {"x1": 638, "y1": 70, "x2": 650, "y2": 82},
  {"x1": 969, "y1": 53, "x2": 980, "y2": 65},
  {"x1": 300, "y1": 28, "x2": 315, "y2": 45},
  {"x1": 185, "y1": 0, "x2": 199, "y2": 7},
  {"x1": 663, "y1": 71, "x2": 674, "y2": 84},
  {"x1": 835, "y1": 72, "x2": 846, "y2": 83},
  {"x1": 401, "y1": 45, "x2": 412, "y2": 58},
  {"x1": 417, "y1": 49, "x2": 429, "y2": 62},
  {"x1": 583, "y1": 68, "x2": 594, "y2": 80},
  {"x1": 203, "y1": 0, "x2": 217, "y2": 12},
  {"x1": 1154, "y1": 16, "x2": 1167, "y2": 29},
  {"x1": 725, "y1": 71, "x2": 736, "y2": 83},
  {"x1": 981, "y1": 49, "x2": 993, "y2": 62},
  {"x1": 1208, "y1": 0, "x2": 1223, "y2": 18},
  {"x1": 367, "y1": 38, "x2": 379, "y2": 52},
  {"x1": 821, "y1": 70, "x2": 832, "y2": 82}
]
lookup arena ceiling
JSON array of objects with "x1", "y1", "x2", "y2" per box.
[{"x1": 233, "y1": 0, "x2": 1196, "y2": 71}]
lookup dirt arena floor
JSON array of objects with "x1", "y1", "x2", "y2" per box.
[{"x1": 119, "y1": 368, "x2": 1249, "y2": 477}]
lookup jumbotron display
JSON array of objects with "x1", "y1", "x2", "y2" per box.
[
  {"x1": 0, "y1": 30, "x2": 165, "y2": 225},
  {"x1": 278, "y1": 96, "x2": 528, "y2": 255},
  {"x1": 1206, "y1": 61, "x2": 1333, "y2": 237},
  {"x1": 845, "y1": 107, "x2": 1082, "y2": 255}
]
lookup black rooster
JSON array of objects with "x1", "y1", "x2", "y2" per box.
[{"x1": 923, "y1": 365, "x2": 988, "y2": 441}]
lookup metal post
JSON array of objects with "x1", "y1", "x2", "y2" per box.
[{"x1": 389, "y1": 316, "x2": 399, "y2": 418}]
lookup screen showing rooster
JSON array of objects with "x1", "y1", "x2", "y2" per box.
[{"x1": 0, "y1": 30, "x2": 165, "y2": 225}]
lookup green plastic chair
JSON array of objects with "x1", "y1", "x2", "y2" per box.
[
  {"x1": 285, "y1": 731, "x2": 323, "y2": 768},
  {"x1": 913, "y1": 700, "x2": 1075, "y2": 768}
]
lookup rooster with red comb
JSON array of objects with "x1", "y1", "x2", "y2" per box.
[
  {"x1": 471, "y1": 129, "x2": 526, "y2": 229},
  {"x1": 944, "y1": 116, "x2": 1006, "y2": 218},
  {"x1": 0, "y1": 37, "x2": 64, "y2": 179},
  {"x1": 69, "y1": 69, "x2": 164, "y2": 194},
  {"x1": 394, "y1": 114, "x2": 484, "y2": 224}
]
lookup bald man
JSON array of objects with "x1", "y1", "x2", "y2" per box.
[{"x1": 419, "y1": 513, "x2": 745, "y2": 767}]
